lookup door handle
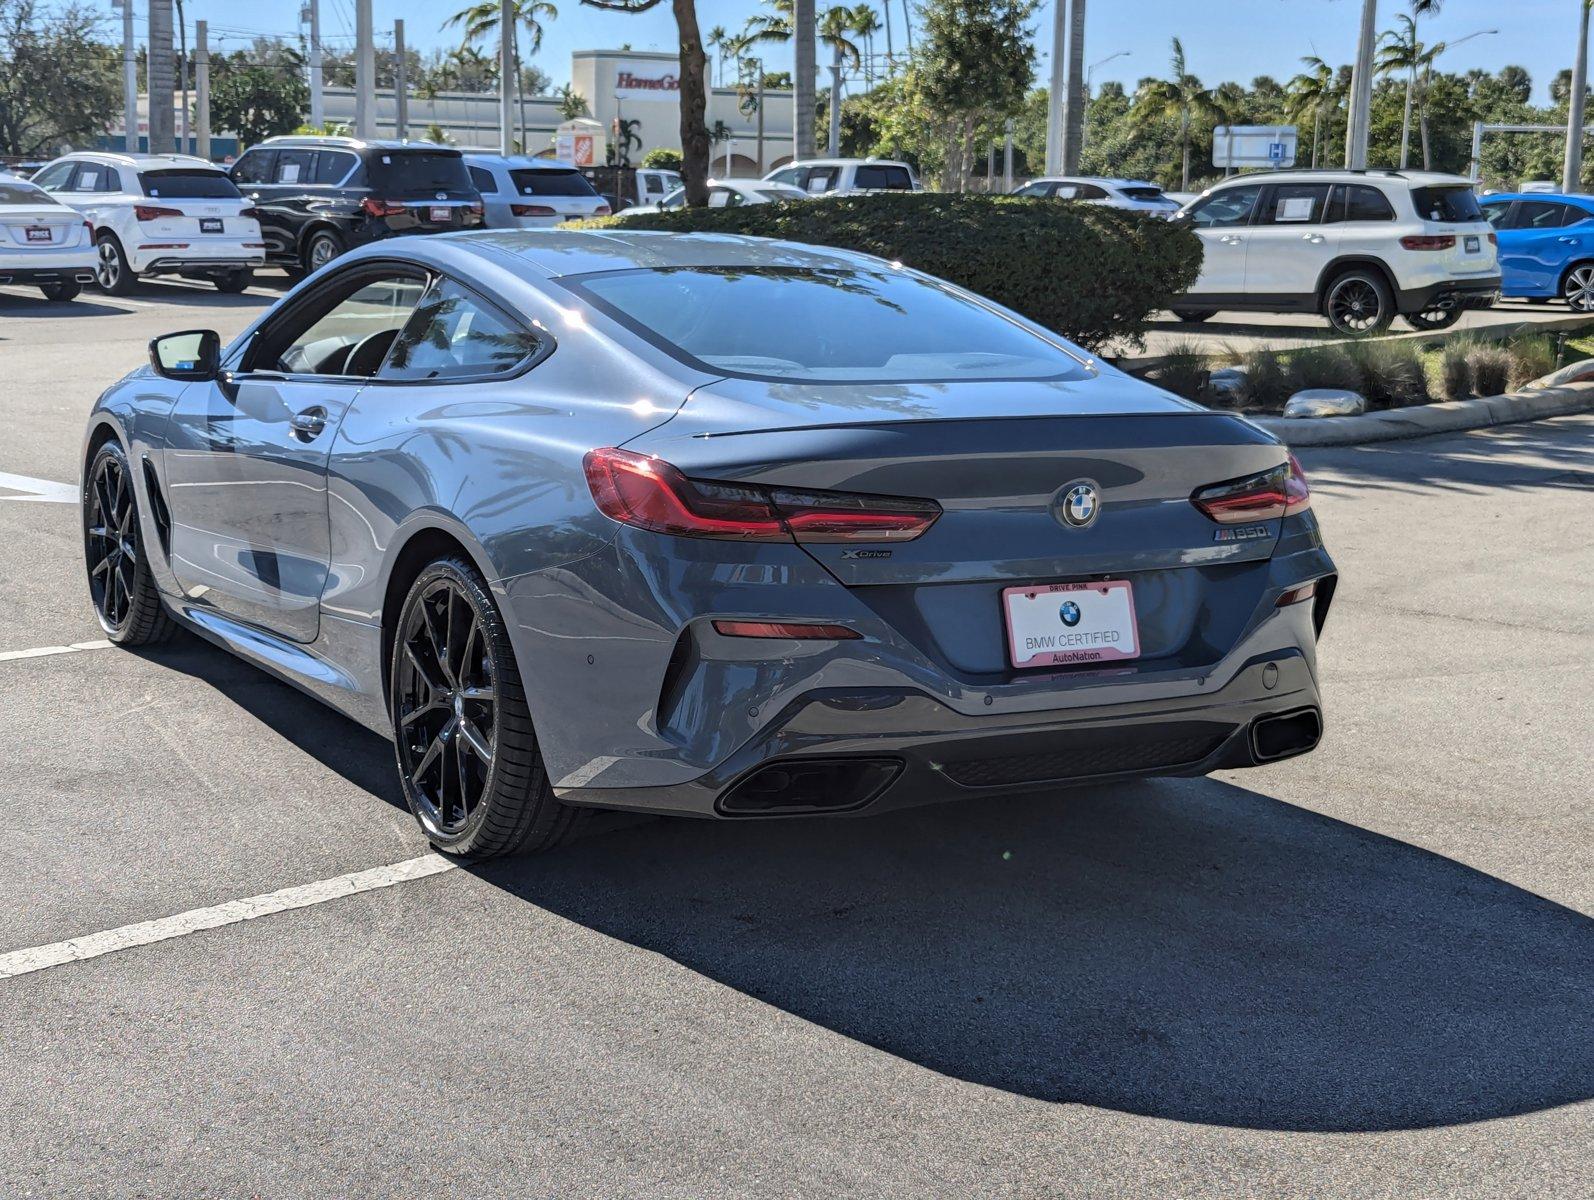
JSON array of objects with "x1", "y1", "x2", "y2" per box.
[
  {"x1": 1301, "y1": 233, "x2": 1326, "y2": 244},
  {"x1": 1218, "y1": 234, "x2": 1244, "y2": 245},
  {"x1": 1559, "y1": 236, "x2": 1579, "y2": 244},
  {"x1": 289, "y1": 406, "x2": 328, "y2": 438}
]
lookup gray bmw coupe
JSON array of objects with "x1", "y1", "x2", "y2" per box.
[{"x1": 83, "y1": 230, "x2": 1336, "y2": 856}]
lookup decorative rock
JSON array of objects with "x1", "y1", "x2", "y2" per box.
[
  {"x1": 1283, "y1": 388, "x2": 1367, "y2": 419},
  {"x1": 1207, "y1": 366, "x2": 1248, "y2": 394}
]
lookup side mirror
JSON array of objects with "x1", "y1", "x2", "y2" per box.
[{"x1": 149, "y1": 329, "x2": 221, "y2": 381}]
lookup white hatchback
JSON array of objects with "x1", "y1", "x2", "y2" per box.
[
  {"x1": 30, "y1": 152, "x2": 265, "y2": 294},
  {"x1": 1013, "y1": 176, "x2": 1182, "y2": 217},
  {"x1": 0, "y1": 172, "x2": 95, "y2": 302}
]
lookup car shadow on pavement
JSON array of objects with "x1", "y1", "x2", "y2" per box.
[{"x1": 474, "y1": 776, "x2": 1593, "y2": 1134}]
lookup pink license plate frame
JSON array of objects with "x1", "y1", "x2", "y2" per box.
[{"x1": 1002, "y1": 579, "x2": 1141, "y2": 669}]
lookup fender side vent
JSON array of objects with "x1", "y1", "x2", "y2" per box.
[{"x1": 141, "y1": 457, "x2": 173, "y2": 557}]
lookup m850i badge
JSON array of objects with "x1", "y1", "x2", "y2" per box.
[{"x1": 1213, "y1": 525, "x2": 1271, "y2": 542}]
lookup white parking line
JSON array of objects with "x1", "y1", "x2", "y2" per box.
[
  {"x1": 0, "y1": 640, "x2": 111, "y2": 663},
  {"x1": 0, "y1": 470, "x2": 77, "y2": 504},
  {"x1": 0, "y1": 855, "x2": 457, "y2": 980}
]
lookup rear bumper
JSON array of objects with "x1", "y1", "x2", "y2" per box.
[
  {"x1": 131, "y1": 244, "x2": 266, "y2": 274},
  {"x1": 1397, "y1": 274, "x2": 1500, "y2": 314},
  {"x1": 0, "y1": 262, "x2": 95, "y2": 285},
  {"x1": 555, "y1": 649, "x2": 1325, "y2": 818}
]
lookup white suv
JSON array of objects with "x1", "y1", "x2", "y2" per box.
[
  {"x1": 1013, "y1": 176, "x2": 1181, "y2": 217},
  {"x1": 29, "y1": 152, "x2": 264, "y2": 295},
  {"x1": 1171, "y1": 169, "x2": 1500, "y2": 334},
  {"x1": 763, "y1": 158, "x2": 919, "y2": 196}
]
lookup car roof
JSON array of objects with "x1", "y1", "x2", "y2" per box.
[
  {"x1": 459, "y1": 152, "x2": 581, "y2": 170},
  {"x1": 50, "y1": 151, "x2": 221, "y2": 172},
  {"x1": 1030, "y1": 176, "x2": 1162, "y2": 189},
  {"x1": 445, "y1": 228, "x2": 885, "y2": 278},
  {"x1": 1484, "y1": 191, "x2": 1594, "y2": 205},
  {"x1": 256, "y1": 135, "x2": 456, "y2": 153},
  {"x1": 776, "y1": 158, "x2": 913, "y2": 170},
  {"x1": 1208, "y1": 168, "x2": 1472, "y2": 188}
]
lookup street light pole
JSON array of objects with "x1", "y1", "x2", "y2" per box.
[
  {"x1": 394, "y1": 20, "x2": 408, "y2": 141},
  {"x1": 1082, "y1": 50, "x2": 1128, "y2": 154},
  {"x1": 354, "y1": 0, "x2": 375, "y2": 138},
  {"x1": 194, "y1": 20, "x2": 211, "y2": 161},
  {"x1": 1567, "y1": 1, "x2": 1591, "y2": 193},
  {"x1": 113, "y1": 0, "x2": 137, "y2": 151},
  {"x1": 1344, "y1": 0, "x2": 1377, "y2": 169},
  {"x1": 1044, "y1": 1, "x2": 1066, "y2": 173},
  {"x1": 499, "y1": 1, "x2": 516, "y2": 154},
  {"x1": 303, "y1": 1, "x2": 324, "y2": 129}
]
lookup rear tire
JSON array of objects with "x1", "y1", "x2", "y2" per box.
[
  {"x1": 93, "y1": 233, "x2": 136, "y2": 295},
  {"x1": 1323, "y1": 268, "x2": 1394, "y2": 336},
  {"x1": 1172, "y1": 309, "x2": 1214, "y2": 323},
  {"x1": 389, "y1": 557, "x2": 586, "y2": 858},
  {"x1": 302, "y1": 229, "x2": 343, "y2": 275},
  {"x1": 213, "y1": 269, "x2": 252, "y2": 294},
  {"x1": 1404, "y1": 304, "x2": 1462, "y2": 331},
  {"x1": 82, "y1": 441, "x2": 175, "y2": 645},
  {"x1": 39, "y1": 281, "x2": 81, "y2": 302}
]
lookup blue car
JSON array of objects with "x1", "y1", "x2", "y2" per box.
[{"x1": 1480, "y1": 192, "x2": 1594, "y2": 310}]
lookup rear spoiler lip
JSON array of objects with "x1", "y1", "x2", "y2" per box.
[{"x1": 681, "y1": 409, "x2": 1279, "y2": 443}]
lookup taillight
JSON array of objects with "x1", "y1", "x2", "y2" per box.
[
  {"x1": 582, "y1": 447, "x2": 940, "y2": 544},
  {"x1": 360, "y1": 197, "x2": 406, "y2": 218},
  {"x1": 510, "y1": 203, "x2": 557, "y2": 217},
  {"x1": 1192, "y1": 454, "x2": 1311, "y2": 524},
  {"x1": 1276, "y1": 581, "x2": 1318, "y2": 607},
  {"x1": 1487, "y1": 231, "x2": 1498, "y2": 246},
  {"x1": 237, "y1": 206, "x2": 261, "y2": 221},
  {"x1": 712, "y1": 620, "x2": 861, "y2": 640},
  {"x1": 133, "y1": 204, "x2": 182, "y2": 221},
  {"x1": 1399, "y1": 234, "x2": 1456, "y2": 251},
  {"x1": 594, "y1": 204, "x2": 612, "y2": 216}
]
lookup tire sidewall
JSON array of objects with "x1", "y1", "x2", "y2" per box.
[
  {"x1": 94, "y1": 233, "x2": 135, "y2": 295},
  {"x1": 304, "y1": 230, "x2": 343, "y2": 275},
  {"x1": 1324, "y1": 270, "x2": 1393, "y2": 336},
  {"x1": 83, "y1": 440, "x2": 149, "y2": 641},
  {"x1": 389, "y1": 558, "x2": 518, "y2": 853}
]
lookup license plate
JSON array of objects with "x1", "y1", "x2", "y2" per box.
[
  {"x1": 25, "y1": 226, "x2": 50, "y2": 242},
  {"x1": 1464, "y1": 234, "x2": 1480, "y2": 253},
  {"x1": 200, "y1": 217, "x2": 223, "y2": 233},
  {"x1": 1003, "y1": 580, "x2": 1140, "y2": 668},
  {"x1": 429, "y1": 205, "x2": 450, "y2": 223}
]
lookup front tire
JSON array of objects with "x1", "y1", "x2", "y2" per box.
[
  {"x1": 93, "y1": 233, "x2": 136, "y2": 295},
  {"x1": 389, "y1": 557, "x2": 585, "y2": 858},
  {"x1": 39, "y1": 281, "x2": 81, "y2": 302},
  {"x1": 1323, "y1": 269, "x2": 1394, "y2": 336},
  {"x1": 82, "y1": 441, "x2": 174, "y2": 645}
]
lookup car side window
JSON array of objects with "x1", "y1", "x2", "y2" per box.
[
  {"x1": 1516, "y1": 201, "x2": 1570, "y2": 230},
  {"x1": 272, "y1": 150, "x2": 314, "y2": 185},
  {"x1": 1331, "y1": 184, "x2": 1396, "y2": 222},
  {"x1": 1074, "y1": 183, "x2": 1108, "y2": 200},
  {"x1": 1187, "y1": 185, "x2": 1262, "y2": 228},
  {"x1": 659, "y1": 187, "x2": 686, "y2": 210},
  {"x1": 68, "y1": 164, "x2": 105, "y2": 193},
  {"x1": 1565, "y1": 205, "x2": 1593, "y2": 226},
  {"x1": 1013, "y1": 181, "x2": 1048, "y2": 197},
  {"x1": 768, "y1": 168, "x2": 801, "y2": 187},
  {"x1": 468, "y1": 166, "x2": 498, "y2": 194},
  {"x1": 30, "y1": 161, "x2": 73, "y2": 190},
  {"x1": 806, "y1": 167, "x2": 838, "y2": 194},
  {"x1": 231, "y1": 150, "x2": 274, "y2": 185},
  {"x1": 1480, "y1": 200, "x2": 1513, "y2": 228},
  {"x1": 380, "y1": 277, "x2": 545, "y2": 382},
  {"x1": 263, "y1": 274, "x2": 430, "y2": 377},
  {"x1": 313, "y1": 151, "x2": 357, "y2": 185},
  {"x1": 1260, "y1": 183, "x2": 1331, "y2": 225},
  {"x1": 707, "y1": 187, "x2": 737, "y2": 208}
]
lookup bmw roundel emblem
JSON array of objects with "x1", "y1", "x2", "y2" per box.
[
  {"x1": 1060, "y1": 600, "x2": 1082, "y2": 627},
  {"x1": 1055, "y1": 480, "x2": 1100, "y2": 529}
]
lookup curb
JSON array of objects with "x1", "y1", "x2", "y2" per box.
[{"x1": 1249, "y1": 381, "x2": 1594, "y2": 447}]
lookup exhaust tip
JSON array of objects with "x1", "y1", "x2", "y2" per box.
[
  {"x1": 718, "y1": 757, "x2": 902, "y2": 816},
  {"x1": 1250, "y1": 708, "x2": 1323, "y2": 763}
]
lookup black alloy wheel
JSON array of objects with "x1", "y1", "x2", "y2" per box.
[
  {"x1": 1324, "y1": 270, "x2": 1394, "y2": 336},
  {"x1": 1404, "y1": 302, "x2": 1463, "y2": 331},
  {"x1": 390, "y1": 558, "x2": 584, "y2": 857},
  {"x1": 82, "y1": 442, "x2": 173, "y2": 644}
]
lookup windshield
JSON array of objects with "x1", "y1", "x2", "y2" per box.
[
  {"x1": 0, "y1": 182, "x2": 57, "y2": 206},
  {"x1": 565, "y1": 266, "x2": 1090, "y2": 383},
  {"x1": 1412, "y1": 185, "x2": 1484, "y2": 223},
  {"x1": 509, "y1": 168, "x2": 597, "y2": 197},
  {"x1": 368, "y1": 151, "x2": 472, "y2": 194},
  {"x1": 140, "y1": 169, "x2": 241, "y2": 199}
]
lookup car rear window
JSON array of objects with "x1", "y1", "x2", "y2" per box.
[
  {"x1": 368, "y1": 151, "x2": 472, "y2": 194},
  {"x1": 566, "y1": 266, "x2": 1091, "y2": 384},
  {"x1": 0, "y1": 182, "x2": 57, "y2": 205},
  {"x1": 1118, "y1": 186, "x2": 1168, "y2": 202},
  {"x1": 140, "y1": 169, "x2": 241, "y2": 199},
  {"x1": 508, "y1": 168, "x2": 597, "y2": 197},
  {"x1": 853, "y1": 164, "x2": 913, "y2": 190},
  {"x1": 1412, "y1": 186, "x2": 1483, "y2": 223}
]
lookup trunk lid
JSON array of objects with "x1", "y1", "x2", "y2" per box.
[
  {"x1": 630, "y1": 375, "x2": 1291, "y2": 676},
  {"x1": 1, "y1": 206, "x2": 82, "y2": 247}
]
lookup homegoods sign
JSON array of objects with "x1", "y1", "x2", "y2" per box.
[{"x1": 614, "y1": 61, "x2": 681, "y2": 100}]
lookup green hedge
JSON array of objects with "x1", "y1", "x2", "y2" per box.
[{"x1": 593, "y1": 194, "x2": 1203, "y2": 352}]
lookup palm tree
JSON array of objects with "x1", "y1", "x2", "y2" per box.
[
  {"x1": 747, "y1": 0, "x2": 860, "y2": 153},
  {"x1": 444, "y1": 1, "x2": 558, "y2": 152},
  {"x1": 706, "y1": 24, "x2": 729, "y2": 87},
  {"x1": 819, "y1": 7, "x2": 862, "y2": 154},
  {"x1": 1130, "y1": 37, "x2": 1226, "y2": 191},
  {"x1": 554, "y1": 83, "x2": 588, "y2": 120},
  {"x1": 1377, "y1": 13, "x2": 1444, "y2": 169},
  {"x1": 1286, "y1": 56, "x2": 1341, "y2": 168},
  {"x1": 709, "y1": 117, "x2": 734, "y2": 172},
  {"x1": 850, "y1": 5, "x2": 880, "y2": 87}
]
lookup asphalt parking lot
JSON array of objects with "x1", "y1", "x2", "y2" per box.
[{"x1": 2, "y1": 279, "x2": 1591, "y2": 1197}]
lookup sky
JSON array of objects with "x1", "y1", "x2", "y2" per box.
[{"x1": 92, "y1": 0, "x2": 1589, "y2": 106}]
